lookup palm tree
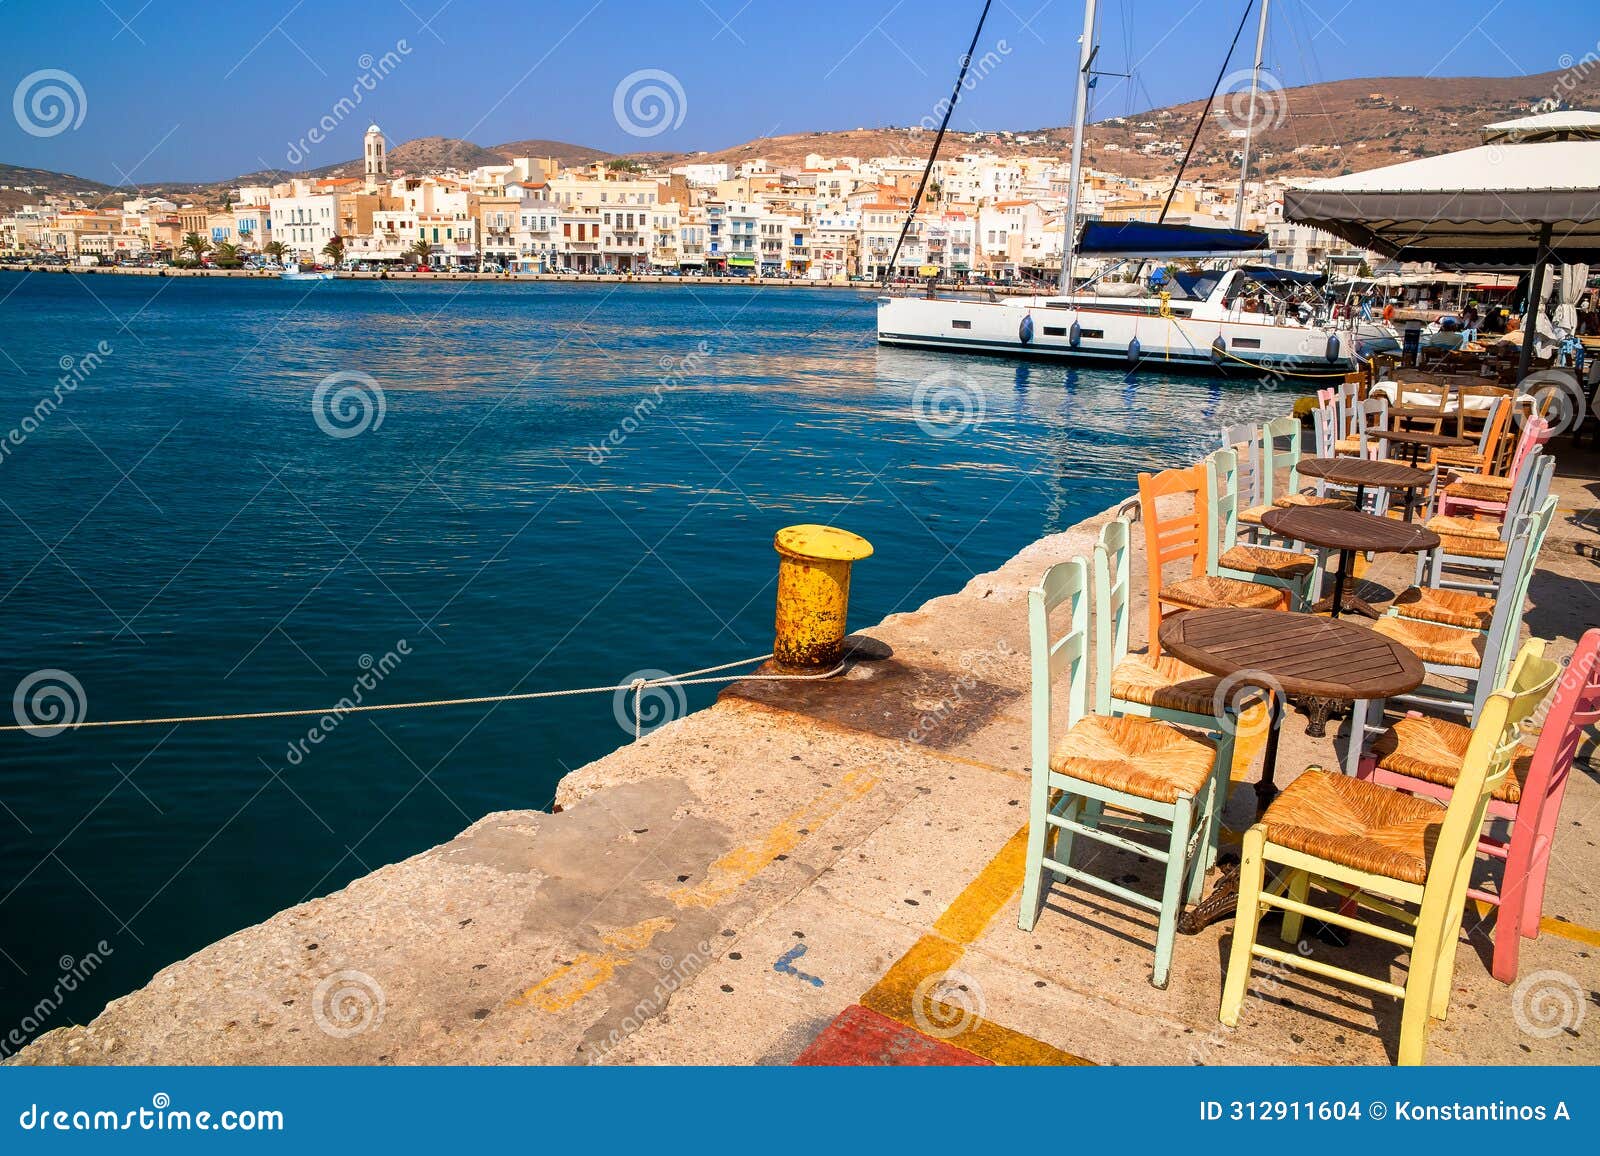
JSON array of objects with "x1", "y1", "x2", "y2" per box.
[
  {"x1": 213, "y1": 241, "x2": 241, "y2": 268},
  {"x1": 181, "y1": 232, "x2": 211, "y2": 264},
  {"x1": 407, "y1": 238, "x2": 433, "y2": 266},
  {"x1": 322, "y1": 234, "x2": 346, "y2": 265},
  {"x1": 262, "y1": 240, "x2": 288, "y2": 265}
]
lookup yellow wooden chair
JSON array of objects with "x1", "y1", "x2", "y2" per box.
[{"x1": 1218, "y1": 643, "x2": 1561, "y2": 1064}]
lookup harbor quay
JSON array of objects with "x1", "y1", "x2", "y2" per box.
[{"x1": 12, "y1": 443, "x2": 1597, "y2": 1068}]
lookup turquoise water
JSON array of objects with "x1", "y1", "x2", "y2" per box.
[{"x1": 0, "y1": 272, "x2": 1283, "y2": 1047}]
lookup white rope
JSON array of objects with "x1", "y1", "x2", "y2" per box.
[{"x1": 0, "y1": 652, "x2": 848, "y2": 741}]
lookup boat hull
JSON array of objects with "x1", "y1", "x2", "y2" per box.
[{"x1": 877, "y1": 294, "x2": 1356, "y2": 378}]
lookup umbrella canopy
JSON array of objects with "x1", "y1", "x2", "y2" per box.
[{"x1": 1284, "y1": 139, "x2": 1600, "y2": 266}]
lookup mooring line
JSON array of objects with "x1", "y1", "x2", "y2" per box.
[{"x1": 0, "y1": 653, "x2": 847, "y2": 742}]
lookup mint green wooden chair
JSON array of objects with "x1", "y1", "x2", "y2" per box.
[
  {"x1": 1206, "y1": 447, "x2": 1320, "y2": 612},
  {"x1": 1019, "y1": 556, "x2": 1222, "y2": 989}
]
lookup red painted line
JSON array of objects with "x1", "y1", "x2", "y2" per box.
[{"x1": 793, "y1": 1004, "x2": 992, "y2": 1067}]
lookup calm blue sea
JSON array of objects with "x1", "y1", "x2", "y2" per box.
[{"x1": 0, "y1": 271, "x2": 1284, "y2": 1047}]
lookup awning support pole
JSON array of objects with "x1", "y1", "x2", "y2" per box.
[{"x1": 1519, "y1": 221, "x2": 1554, "y2": 379}]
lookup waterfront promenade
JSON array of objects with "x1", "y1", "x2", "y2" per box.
[{"x1": 10, "y1": 432, "x2": 1596, "y2": 1067}]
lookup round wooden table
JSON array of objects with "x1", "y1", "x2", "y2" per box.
[
  {"x1": 1262, "y1": 506, "x2": 1439, "y2": 620},
  {"x1": 1375, "y1": 426, "x2": 1472, "y2": 469},
  {"x1": 1159, "y1": 606, "x2": 1427, "y2": 932},
  {"x1": 1297, "y1": 456, "x2": 1436, "y2": 521}
]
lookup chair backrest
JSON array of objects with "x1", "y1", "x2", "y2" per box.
[
  {"x1": 1260, "y1": 414, "x2": 1303, "y2": 500},
  {"x1": 1336, "y1": 378, "x2": 1361, "y2": 436},
  {"x1": 1353, "y1": 395, "x2": 1390, "y2": 458},
  {"x1": 1205, "y1": 447, "x2": 1240, "y2": 567},
  {"x1": 1219, "y1": 422, "x2": 1264, "y2": 509},
  {"x1": 1515, "y1": 628, "x2": 1600, "y2": 859},
  {"x1": 1503, "y1": 413, "x2": 1551, "y2": 482},
  {"x1": 1029, "y1": 556, "x2": 1090, "y2": 776},
  {"x1": 1477, "y1": 496, "x2": 1558, "y2": 705},
  {"x1": 1415, "y1": 647, "x2": 1562, "y2": 952},
  {"x1": 1392, "y1": 379, "x2": 1450, "y2": 411},
  {"x1": 1313, "y1": 390, "x2": 1338, "y2": 457},
  {"x1": 1471, "y1": 396, "x2": 1513, "y2": 461},
  {"x1": 1138, "y1": 460, "x2": 1210, "y2": 589},
  {"x1": 1092, "y1": 519, "x2": 1133, "y2": 715}
]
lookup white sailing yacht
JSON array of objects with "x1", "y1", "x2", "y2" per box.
[{"x1": 876, "y1": 0, "x2": 1357, "y2": 376}]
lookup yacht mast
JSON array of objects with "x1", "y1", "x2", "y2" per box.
[
  {"x1": 1232, "y1": 0, "x2": 1269, "y2": 229},
  {"x1": 1059, "y1": 0, "x2": 1099, "y2": 294}
]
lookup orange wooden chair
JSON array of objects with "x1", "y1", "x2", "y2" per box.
[{"x1": 1139, "y1": 461, "x2": 1288, "y2": 656}]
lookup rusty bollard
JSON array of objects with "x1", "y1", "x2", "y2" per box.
[{"x1": 772, "y1": 525, "x2": 873, "y2": 671}]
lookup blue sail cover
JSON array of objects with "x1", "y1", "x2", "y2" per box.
[{"x1": 1077, "y1": 220, "x2": 1269, "y2": 257}]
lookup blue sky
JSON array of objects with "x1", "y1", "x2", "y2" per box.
[{"x1": 2, "y1": 0, "x2": 1592, "y2": 184}]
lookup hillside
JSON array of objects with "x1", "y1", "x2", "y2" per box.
[{"x1": 0, "y1": 163, "x2": 113, "y2": 211}]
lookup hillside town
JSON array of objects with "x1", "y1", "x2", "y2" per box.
[{"x1": 0, "y1": 124, "x2": 1374, "y2": 280}]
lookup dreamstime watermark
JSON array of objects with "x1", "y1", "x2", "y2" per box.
[
  {"x1": 12, "y1": 69, "x2": 86, "y2": 138},
  {"x1": 283, "y1": 641, "x2": 410, "y2": 766},
  {"x1": 1187, "y1": 948, "x2": 1310, "y2": 1064},
  {"x1": 16, "y1": 1093, "x2": 284, "y2": 1133},
  {"x1": 613, "y1": 669, "x2": 687, "y2": 739},
  {"x1": 283, "y1": 43, "x2": 412, "y2": 166},
  {"x1": 1213, "y1": 68, "x2": 1289, "y2": 135},
  {"x1": 585, "y1": 340, "x2": 713, "y2": 464},
  {"x1": 1511, "y1": 969, "x2": 1587, "y2": 1039},
  {"x1": 311, "y1": 969, "x2": 386, "y2": 1038},
  {"x1": 0, "y1": 340, "x2": 112, "y2": 468},
  {"x1": 1209, "y1": 668, "x2": 1282, "y2": 739},
  {"x1": 912, "y1": 967, "x2": 985, "y2": 1039},
  {"x1": 612, "y1": 69, "x2": 687, "y2": 138},
  {"x1": 586, "y1": 940, "x2": 715, "y2": 1064},
  {"x1": 312, "y1": 369, "x2": 386, "y2": 438},
  {"x1": 912, "y1": 368, "x2": 986, "y2": 439},
  {"x1": 0, "y1": 942, "x2": 114, "y2": 1059},
  {"x1": 12, "y1": 669, "x2": 87, "y2": 738},
  {"x1": 1514, "y1": 367, "x2": 1596, "y2": 437},
  {"x1": 880, "y1": 640, "x2": 1014, "y2": 776}
]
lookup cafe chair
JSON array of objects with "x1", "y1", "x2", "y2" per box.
[
  {"x1": 1139, "y1": 461, "x2": 1288, "y2": 658},
  {"x1": 1436, "y1": 415, "x2": 1549, "y2": 522},
  {"x1": 1425, "y1": 442, "x2": 1545, "y2": 547},
  {"x1": 1206, "y1": 448, "x2": 1318, "y2": 611},
  {"x1": 1365, "y1": 498, "x2": 1555, "y2": 735},
  {"x1": 1423, "y1": 456, "x2": 1553, "y2": 594},
  {"x1": 1019, "y1": 556, "x2": 1222, "y2": 989},
  {"x1": 1219, "y1": 651, "x2": 1560, "y2": 1065},
  {"x1": 1357, "y1": 629, "x2": 1600, "y2": 983},
  {"x1": 1237, "y1": 416, "x2": 1353, "y2": 537},
  {"x1": 1434, "y1": 396, "x2": 1511, "y2": 474}
]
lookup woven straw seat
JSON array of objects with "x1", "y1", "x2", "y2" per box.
[
  {"x1": 1334, "y1": 436, "x2": 1361, "y2": 454},
  {"x1": 1272, "y1": 492, "x2": 1353, "y2": 511},
  {"x1": 1372, "y1": 615, "x2": 1485, "y2": 668},
  {"x1": 1261, "y1": 769, "x2": 1444, "y2": 885},
  {"x1": 1369, "y1": 716, "x2": 1529, "y2": 804},
  {"x1": 1444, "y1": 475, "x2": 1512, "y2": 501},
  {"x1": 1436, "y1": 447, "x2": 1487, "y2": 470},
  {"x1": 1050, "y1": 714, "x2": 1215, "y2": 804},
  {"x1": 1161, "y1": 574, "x2": 1285, "y2": 611},
  {"x1": 1426, "y1": 513, "x2": 1501, "y2": 541},
  {"x1": 1239, "y1": 503, "x2": 1272, "y2": 526},
  {"x1": 1218, "y1": 544, "x2": 1317, "y2": 580},
  {"x1": 1109, "y1": 654, "x2": 1231, "y2": 717},
  {"x1": 1438, "y1": 532, "x2": 1508, "y2": 559},
  {"x1": 1389, "y1": 585, "x2": 1496, "y2": 630}
]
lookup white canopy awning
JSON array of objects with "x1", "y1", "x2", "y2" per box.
[
  {"x1": 1284, "y1": 139, "x2": 1600, "y2": 266},
  {"x1": 1483, "y1": 110, "x2": 1600, "y2": 143}
]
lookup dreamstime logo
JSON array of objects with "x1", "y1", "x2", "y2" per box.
[
  {"x1": 612, "y1": 669, "x2": 687, "y2": 739},
  {"x1": 912, "y1": 369, "x2": 985, "y2": 439},
  {"x1": 612, "y1": 69, "x2": 687, "y2": 137},
  {"x1": 1210, "y1": 669, "x2": 1281, "y2": 738},
  {"x1": 283, "y1": 42, "x2": 411, "y2": 166},
  {"x1": 12, "y1": 669, "x2": 87, "y2": 738},
  {"x1": 1511, "y1": 969, "x2": 1586, "y2": 1039},
  {"x1": 12, "y1": 69, "x2": 87, "y2": 138},
  {"x1": 911, "y1": 968, "x2": 985, "y2": 1039},
  {"x1": 1214, "y1": 68, "x2": 1288, "y2": 135},
  {"x1": 312, "y1": 370, "x2": 386, "y2": 438},
  {"x1": 312, "y1": 969, "x2": 385, "y2": 1038},
  {"x1": 1516, "y1": 368, "x2": 1595, "y2": 437}
]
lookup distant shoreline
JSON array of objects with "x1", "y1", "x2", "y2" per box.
[{"x1": 1, "y1": 265, "x2": 1041, "y2": 294}]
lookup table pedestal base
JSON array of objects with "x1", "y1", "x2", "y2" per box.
[
  {"x1": 1178, "y1": 859, "x2": 1240, "y2": 935},
  {"x1": 1310, "y1": 592, "x2": 1381, "y2": 619},
  {"x1": 1288, "y1": 693, "x2": 1346, "y2": 738}
]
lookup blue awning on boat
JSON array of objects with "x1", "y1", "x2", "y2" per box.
[
  {"x1": 1236, "y1": 265, "x2": 1327, "y2": 286},
  {"x1": 1076, "y1": 221, "x2": 1269, "y2": 258}
]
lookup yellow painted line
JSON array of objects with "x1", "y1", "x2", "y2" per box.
[
  {"x1": 1471, "y1": 900, "x2": 1600, "y2": 948},
  {"x1": 510, "y1": 916, "x2": 675, "y2": 1012},
  {"x1": 668, "y1": 768, "x2": 877, "y2": 909},
  {"x1": 858, "y1": 822, "x2": 1093, "y2": 1065}
]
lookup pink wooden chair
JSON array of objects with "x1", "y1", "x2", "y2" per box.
[
  {"x1": 1357, "y1": 627, "x2": 1600, "y2": 982},
  {"x1": 1437, "y1": 414, "x2": 1550, "y2": 522}
]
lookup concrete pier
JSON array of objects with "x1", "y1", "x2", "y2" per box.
[{"x1": 11, "y1": 450, "x2": 1599, "y2": 1066}]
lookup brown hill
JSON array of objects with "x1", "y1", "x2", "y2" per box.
[{"x1": 489, "y1": 138, "x2": 612, "y2": 167}]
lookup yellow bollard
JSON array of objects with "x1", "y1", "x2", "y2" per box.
[{"x1": 772, "y1": 524, "x2": 874, "y2": 671}]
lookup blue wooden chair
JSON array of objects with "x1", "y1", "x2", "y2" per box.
[
  {"x1": 1206, "y1": 447, "x2": 1319, "y2": 611},
  {"x1": 1019, "y1": 556, "x2": 1222, "y2": 989}
]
